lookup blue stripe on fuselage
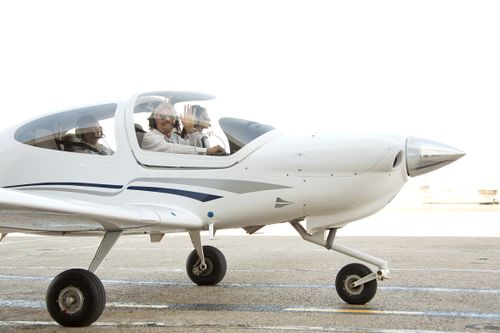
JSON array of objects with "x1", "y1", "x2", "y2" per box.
[
  {"x1": 4, "y1": 182, "x2": 123, "y2": 189},
  {"x1": 127, "y1": 186, "x2": 222, "y2": 202},
  {"x1": 3, "y1": 182, "x2": 222, "y2": 202}
]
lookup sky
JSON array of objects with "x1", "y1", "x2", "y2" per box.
[{"x1": 1, "y1": 0, "x2": 499, "y2": 190}]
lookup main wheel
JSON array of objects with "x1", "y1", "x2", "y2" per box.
[
  {"x1": 46, "y1": 268, "x2": 106, "y2": 327},
  {"x1": 335, "y1": 263, "x2": 377, "y2": 305},
  {"x1": 186, "y1": 245, "x2": 227, "y2": 285}
]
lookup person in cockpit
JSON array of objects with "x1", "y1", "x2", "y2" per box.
[
  {"x1": 181, "y1": 104, "x2": 212, "y2": 149},
  {"x1": 141, "y1": 102, "x2": 224, "y2": 155},
  {"x1": 68, "y1": 115, "x2": 113, "y2": 155}
]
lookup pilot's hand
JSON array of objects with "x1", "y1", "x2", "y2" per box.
[
  {"x1": 182, "y1": 104, "x2": 196, "y2": 131},
  {"x1": 207, "y1": 145, "x2": 226, "y2": 155}
]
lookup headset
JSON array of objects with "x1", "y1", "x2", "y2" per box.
[{"x1": 148, "y1": 117, "x2": 157, "y2": 130}]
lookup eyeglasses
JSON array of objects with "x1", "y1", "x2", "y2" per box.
[{"x1": 157, "y1": 114, "x2": 177, "y2": 122}]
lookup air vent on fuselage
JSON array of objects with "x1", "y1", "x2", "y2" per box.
[{"x1": 393, "y1": 150, "x2": 403, "y2": 168}]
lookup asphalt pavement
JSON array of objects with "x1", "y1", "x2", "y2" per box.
[{"x1": 0, "y1": 233, "x2": 499, "y2": 332}]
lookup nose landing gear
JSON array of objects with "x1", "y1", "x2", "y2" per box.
[{"x1": 290, "y1": 220, "x2": 389, "y2": 305}]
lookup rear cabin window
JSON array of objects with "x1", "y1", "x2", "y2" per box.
[{"x1": 14, "y1": 104, "x2": 117, "y2": 156}]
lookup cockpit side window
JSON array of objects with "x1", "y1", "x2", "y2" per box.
[
  {"x1": 133, "y1": 96, "x2": 273, "y2": 156},
  {"x1": 133, "y1": 98, "x2": 223, "y2": 155},
  {"x1": 14, "y1": 104, "x2": 117, "y2": 156}
]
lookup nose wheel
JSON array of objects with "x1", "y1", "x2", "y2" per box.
[
  {"x1": 335, "y1": 263, "x2": 377, "y2": 304},
  {"x1": 46, "y1": 268, "x2": 106, "y2": 327}
]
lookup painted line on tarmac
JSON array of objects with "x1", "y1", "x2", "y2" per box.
[
  {"x1": 1, "y1": 299, "x2": 499, "y2": 321},
  {"x1": 232, "y1": 268, "x2": 500, "y2": 274},
  {"x1": 0, "y1": 274, "x2": 51, "y2": 282},
  {"x1": 0, "y1": 237, "x2": 58, "y2": 246},
  {"x1": 219, "y1": 283, "x2": 500, "y2": 295},
  {"x1": 379, "y1": 286, "x2": 500, "y2": 295},
  {"x1": 391, "y1": 268, "x2": 500, "y2": 274},
  {"x1": 1, "y1": 274, "x2": 499, "y2": 295},
  {"x1": 0, "y1": 266, "x2": 186, "y2": 272},
  {"x1": 283, "y1": 307, "x2": 500, "y2": 320},
  {"x1": 0, "y1": 320, "x2": 469, "y2": 332},
  {"x1": 2, "y1": 266, "x2": 499, "y2": 274}
]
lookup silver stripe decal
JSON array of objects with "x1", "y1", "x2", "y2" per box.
[
  {"x1": 133, "y1": 178, "x2": 291, "y2": 194},
  {"x1": 5, "y1": 178, "x2": 292, "y2": 196}
]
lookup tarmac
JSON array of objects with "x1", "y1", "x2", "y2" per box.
[{"x1": 0, "y1": 233, "x2": 499, "y2": 333}]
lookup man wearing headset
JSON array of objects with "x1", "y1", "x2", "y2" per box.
[
  {"x1": 141, "y1": 102, "x2": 224, "y2": 155},
  {"x1": 71, "y1": 115, "x2": 113, "y2": 155}
]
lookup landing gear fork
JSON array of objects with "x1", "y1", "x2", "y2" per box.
[
  {"x1": 189, "y1": 231, "x2": 208, "y2": 274},
  {"x1": 290, "y1": 220, "x2": 389, "y2": 304}
]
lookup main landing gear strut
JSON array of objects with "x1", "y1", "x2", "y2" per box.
[
  {"x1": 290, "y1": 220, "x2": 389, "y2": 305},
  {"x1": 45, "y1": 230, "x2": 228, "y2": 327},
  {"x1": 46, "y1": 231, "x2": 121, "y2": 327}
]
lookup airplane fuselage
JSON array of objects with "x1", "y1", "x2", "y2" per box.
[{"x1": 0, "y1": 111, "x2": 408, "y2": 235}]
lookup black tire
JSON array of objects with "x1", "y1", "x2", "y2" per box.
[
  {"x1": 186, "y1": 245, "x2": 227, "y2": 285},
  {"x1": 46, "y1": 268, "x2": 106, "y2": 327},
  {"x1": 335, "y1": 263, "x2": 377, "y2": 305}
]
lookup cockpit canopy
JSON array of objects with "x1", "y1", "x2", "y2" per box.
[{"x1": 12, "y1": 91, "x2": 276, "y2": 158}]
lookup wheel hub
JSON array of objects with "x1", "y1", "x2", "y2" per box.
[
  {"x1": 193, "y1": 258, "x2": 214, "y2": 276},
  {"x1": 58, "y1": 286, "x2": 84, "y2": 314},
  {"x1": 344, "y1": 274, "x2": 364, "y2": 295}
]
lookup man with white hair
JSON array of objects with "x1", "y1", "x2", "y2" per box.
[{"x1": 141, "y1": 102, "x2": 224, "y2": 155}]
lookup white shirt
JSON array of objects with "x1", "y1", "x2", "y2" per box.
[
  {"x1": 184, "y1": 130, "x2": 210, "y2": 148},
  {"x1": 141, "y1": 129, "x2": 207, "y2": 154}
]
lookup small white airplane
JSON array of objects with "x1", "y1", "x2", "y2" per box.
[{"x1": 0, "y1": 91, "x2": 464, "y2": 326}]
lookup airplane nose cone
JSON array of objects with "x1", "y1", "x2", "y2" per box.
[{"x1": 406, "y1": 136, "x2": 465, "y2": 177}]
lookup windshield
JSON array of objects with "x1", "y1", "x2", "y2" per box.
[{"x1": 219, "y1": 117, "x2": 275, "y2": 154}]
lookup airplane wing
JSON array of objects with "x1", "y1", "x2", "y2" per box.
[{"x1": 0, "y1": 188, "x2": 203, "y2": 234}]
